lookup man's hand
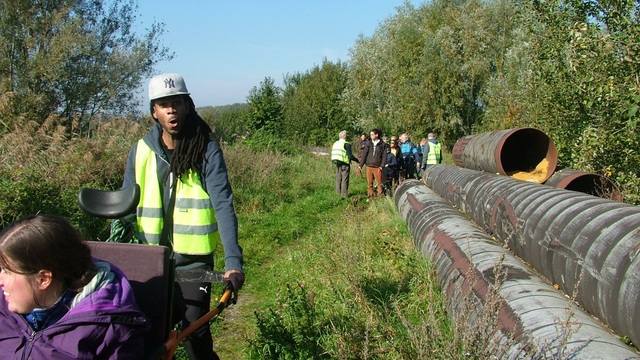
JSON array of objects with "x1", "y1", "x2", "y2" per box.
[
  {"x1": 224, "y1": 269, "x2": 245, "y2": 303},
  {"x1": 356, "y1": 167, "x2": 362, "y2": 176}
]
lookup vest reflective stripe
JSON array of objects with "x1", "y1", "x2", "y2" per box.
[
  {"x1": 134, "y1": 140, "x2": 219, "y2": 254},
  {"x1": 331, "y1": 139, "x2": 349, "y2": 163},
  {"x1": 172, "y1": 170, "x2": 219, "y2": 254},
  {"x1": 175, "y1": 198, "x2": 212, "y2": 209},
  {"x1": 137, "y1": 207, "x2": 164, "y2": 218},
  {"x1": 135, "y1": 140, "x2": 163, "y2": 244},
  {"x1": 426, "y1": 142, "x2": 442, "y2": 165},
  {"x1": 174, "y1": 223, "x2": 218, "y2": 235}
]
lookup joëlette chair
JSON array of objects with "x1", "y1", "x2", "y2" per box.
[
  {"x1": 86, "y1": 241, "x2": 174, "y2": 357},
  {"x1": 78, "y1": 185, "x2": 232, "y2": 360}
]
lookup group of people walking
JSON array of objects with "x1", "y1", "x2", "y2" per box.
[{"x1": 331, "y1": 129, "x2": 442, "y2": 199}]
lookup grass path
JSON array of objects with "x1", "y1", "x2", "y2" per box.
[
  {"x1": 209, "y1": 152, "x2": 418, "y2": 358},
  {"x1": 175, "y1": 150, "x2": 457, "y2": 359}
]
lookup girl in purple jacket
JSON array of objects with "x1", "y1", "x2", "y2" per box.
[{"x1": 0, "y1": 215, "x2": 149, "y2": 359}]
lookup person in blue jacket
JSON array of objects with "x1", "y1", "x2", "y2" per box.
[
  {"x1": 0, "y1": 214, "x2": 149, "y2": 359},
  {"x1": 399, "y1": 133, "x2": 419, "y2": 179},
  {"x1": 121, "y1": 73, "x2": 244, "y2": 360}
]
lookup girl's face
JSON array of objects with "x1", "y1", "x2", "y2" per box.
[{"x1": 0, "y1": 266, "x2": 37, "y2": 314}]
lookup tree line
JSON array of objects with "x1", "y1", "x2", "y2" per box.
[
  {"x1": 232, "y1": 0, "x2": 640, "y2": 203},
  {"x1": 1, "y1": 0, "x2": 639, "y2": 203}
]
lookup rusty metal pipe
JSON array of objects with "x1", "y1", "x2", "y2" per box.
[
  {"x1": 422, "y1": 165, "x2": 640, "y2": 348},
  {"x1": 544, "y1": 168, "x2": 622, "y2": 201},
  {"x1": 452, "y1": 128, "x2": 558, "y2": 183},
  {"x1": 395, "y1": 180, "x2": 638, "y2": 358}
]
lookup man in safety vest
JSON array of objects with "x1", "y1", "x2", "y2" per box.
[
  {"x1": 421, "y1": 132, "x2": 443, "y2": 175},
  {"x1": 120, "y1": 73, "x2": 244, "y2": 360},
  {"x1": 331, "y1": 130, "x2": 359, "y2": 198}
]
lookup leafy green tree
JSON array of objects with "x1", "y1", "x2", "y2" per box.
[
  {"x1": 199, "y1": 103, "x2": 250, "y2": 145},
  {"x1": 0, "y1": 0, "x2": 172, "y2": 135},
  {"x1": 343, "y1": 0, "x2": 518, "y2": 147},
  {"x1": 482, "y1": 0, "x2": 640, "y2": 203},
  {"x1": 282, "y1": 59, "x2": 349, "y2": 146},
  {"x1": 246, "y1": 77, "x2": 284, "y2": 136}
]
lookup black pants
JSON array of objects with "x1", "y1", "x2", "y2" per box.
[
  {"x1": 402, "y1": 157, "x2": 417, "y2": 179},
  {"x1": 383, "y1": 167, "x2": 398, "y2": 195},
  {"x1": 173, "y1": 265, "x2": 219, "y2": 360}
]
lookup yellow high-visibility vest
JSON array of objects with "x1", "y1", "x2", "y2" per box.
[
  {"x1": 425, "y1": 142, "x2": 442, "y2": 165},
  {"x1": 134, "y1": 140, "x2": 219, "y2": 254},
  {"x1": 331, "y1": 139, "x2": 349, "y2": 163}
]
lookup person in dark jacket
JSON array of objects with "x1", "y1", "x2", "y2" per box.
[
  {"x1": 383, "y1": 139, "x2": 401, "y2": 196},
  {"x1": 122, "y1": 73, "x2": 244, "y2": 359},
  {"x1": 357, "y1": 133, "x2": 368, "y2": 163},
  {"x1": 0, "y1": 214, "x2": 149, "y2": 359},
  {"x1": 358, "y1": 128, "x2": 388, "y2": 199}
]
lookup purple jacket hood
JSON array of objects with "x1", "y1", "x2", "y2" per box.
[{"x1": 0, "y1": 262, "x2": 149, "y2": 359}]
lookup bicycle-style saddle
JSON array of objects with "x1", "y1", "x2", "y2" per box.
[{"x1": 77, "y1": 184, "x2": 140, "y2": 219}]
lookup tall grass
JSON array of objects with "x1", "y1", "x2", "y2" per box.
[{"x1": 0, "y1": 116, "x2": 148, "y2": 236}]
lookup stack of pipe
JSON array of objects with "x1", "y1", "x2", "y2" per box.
[
  {"x1": 420, "y1": 165, "x2": 640, "y2": 353},
  {"x1": 395, "y1": 128, "x2": 638, "y2": 356},
  {"x1": 451, "y1": 127, "x2": 620, "y2": 201},
  {"x1": 395, "y1": 180, "x2": 639, "y2": 358}
]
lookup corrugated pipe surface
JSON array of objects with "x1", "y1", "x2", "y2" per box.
[
  {"x1": 395, "y1": 180, "x2": 638, "y2": 358},
  {"x1": 422, "y1": 165, "x2": 640, "y2": 348},
  {"x1": 545, "y1": 168, "x2": 622, "y2": 201},
  {"x1": 452, "y1": 128, "x2": 558, "y2": 183}
]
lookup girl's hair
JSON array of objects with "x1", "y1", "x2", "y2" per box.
[
  {"x1": 150, "y1": 95, "x2": 216, "y2": 177},
  {"x1": 0, "y1": 214, "x2": 94, "y2": 290}
]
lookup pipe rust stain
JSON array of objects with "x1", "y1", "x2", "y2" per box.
[
  {"x1": 407, "y1": 194, "x2": 424, "y2": 212},
  {"x1": 446, "y1": 182, "x2": 461, "y2": 195},
  {"x1": 432, "y1": 230, "x2": 524, "y2": 340},
  {"x1": 490, "y1": 194, "x2": 521, "y2": 236}
]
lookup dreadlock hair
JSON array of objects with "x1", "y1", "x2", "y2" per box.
[{"x1": 167, "y1": 95, "x2": 213, "y2": 178}]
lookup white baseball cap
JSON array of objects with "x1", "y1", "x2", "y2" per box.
[{"x1": 148, "y1": 73, "x2": 190, "y2": 101}]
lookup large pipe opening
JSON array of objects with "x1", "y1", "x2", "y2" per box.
[
  {"x1": 452, "y1": 128, "x2": 558, "y2": 183},
  {"x1": 499, "y1": 128, "x2": 557, "y2": 178},
  {"x1": 545, "y1": 169, "x2": 622, "y2": 201}
]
